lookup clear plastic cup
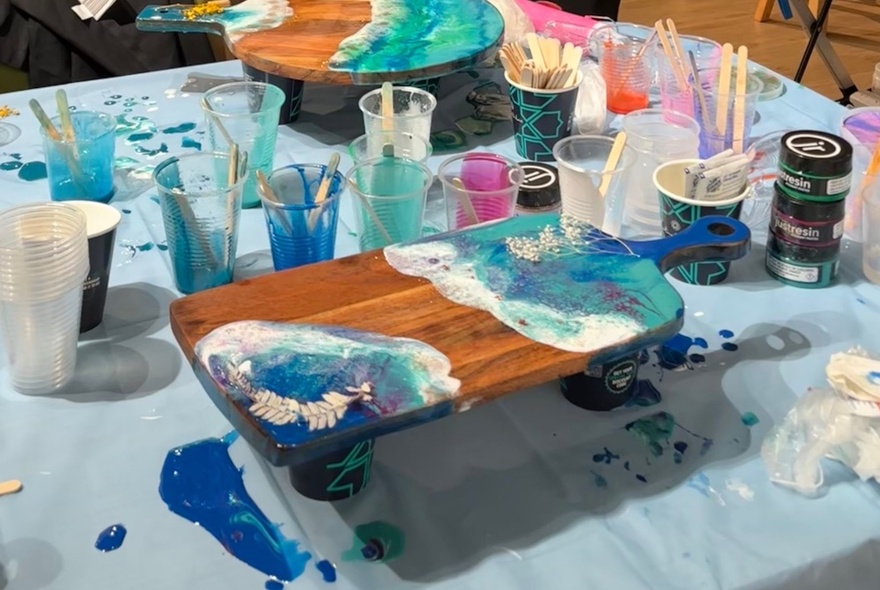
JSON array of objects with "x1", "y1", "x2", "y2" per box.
[
  {"x1": 346, "y1": 157, "x2": 434, "y2": 251},
  {"x1": 41, "y1": 111, "x2": 116, "y2": 203},
  {"x1": 694, "y1": 67, "x2": 764, "y2": 157},
  {"x1": 552, "y1": 135, "x2": 635, "y2": 230},
  {"x1": 438, "y1": 153, "x2": 524, "y2": 231},
  {"x1": 621, "y1": 109, "x2": 700, "y2": 236},
  {"x1": 358, "y1": 86, "x2": 437, "y2": 142},
  {"x1": 0, "y1": 202, "x2": 89, "y2": 394},
  {"x1": 153, "y1": 152, "x2": 246, "y2": 294},
  {"x1": 843, "y1": 143, "x2": 876, "y2": 242},
  {"x1": 202, "y1": 81, "x2": 285, "y2": 209},
  {"x1": 349, "y1": 131, "x2": 432, "y2": 164},
  {"x1": 261, "y1": 164, "x2": 344, "y2": 271},
  {"x1": 862, "y1": 180, "x2": 880, "y2": 284},
  {"x1": 600, "y1": 41, "x2": 651, "y2": 115}
]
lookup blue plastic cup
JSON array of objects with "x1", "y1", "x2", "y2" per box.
[
  {"x1": 153, "y1": 153, "x2": 246, "y2": 294},
  {"x1": 262, "y1": 164, "x2": 343, "y2": 271},
  {"x1": 41, "y1": 111, "x2": 116, "y2": 203}
]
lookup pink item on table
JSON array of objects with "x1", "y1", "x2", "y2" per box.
[{"x1": 512, "y1": 0, "x2": 599, "y2": 44}]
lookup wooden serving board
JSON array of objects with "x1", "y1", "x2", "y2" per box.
[
  {"x1": 170, "y1": 215, "x2": 750, "y2": 466},
  {"x1": 137, "y1": 0, "x2": 505, "y2": 85}
]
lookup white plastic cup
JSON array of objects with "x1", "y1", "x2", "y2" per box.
[{"x1": 0, "y1": 203, "x2": 89, "y2": 394}]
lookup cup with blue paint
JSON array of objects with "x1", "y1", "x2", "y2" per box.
[
  {"x1": 41, "y1": 110, "x2": 116, "y2": 203},
  {"x1": 153, "y1": 152, "x2": 246, "y2": 294},
  {"x1": 346, "y1": 157, "x2": 434, "y2": 251},
  {"x1": 261, "y1": 164, "x2": 344, "y2": 271}
]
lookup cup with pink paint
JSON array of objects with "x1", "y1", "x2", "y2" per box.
[
  {"x1": 658, "y1": 35, "x2": 722, "y2": 118},
  {"x1": 439, "y1": 153, "x2": 524, "y2": 231}
]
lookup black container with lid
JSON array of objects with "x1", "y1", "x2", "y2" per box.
[
  {"x1": 773, "y1": 183, "x2": 847, "y2": 223},
  {"x1": 516, "y1": 161, "x2": 561, "y2": 215},
  {"x1": 777, "y1": 130, "x2": 853, "y2": 201},
  {"x1": 560, "y1": 352, "x2": 640, "y2": 412}
]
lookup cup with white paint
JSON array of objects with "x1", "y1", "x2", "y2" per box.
[
  {"x1": 0, "y1": 202, "x2": 89, "y2": 394},
  {"x1": 358, "y1": 86, "x2": 437, "y2": 142},
  {"x1": 552, "y1": 134, "x2": 635, "y2": 231}
]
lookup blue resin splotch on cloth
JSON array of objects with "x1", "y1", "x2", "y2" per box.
[
  {"x1": 384, "y1": 214, "x2": 682, "y2": 354},
  {"x1": 194, "y1": 321, "x2": 461, "y2": 446},
  {"x1": 328, "y1": 0, "x2": 504, "y2": 72}
]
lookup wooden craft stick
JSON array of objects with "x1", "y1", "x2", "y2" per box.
[
  {"x1": 689, "y1": 51, "x2": 713, "y2": 132},
  {"x1": 521, "y1": 63, "x2": 534, "y2": 89},
  {"x1": 256, "y1": 169, "x2": 295, "y2": 236},
  {"x1": 28, "y1": 99, "x2": 88, "y2": 190},
  {"x1": 732, "y1": 46, "x2": 749, "y2": 154},
  {"x1": 599, "y1": 132, "x2": 627, "y2": 197},
  {"x1": 526, "y1": 33, "x2": 546, "y2": 71},
  {"x1": 666, "y1": 19, "x2": 690, "y2": 79},
  {"x1": 545, "y1": 37, "x2": 561, "y2": 70},
  {"x1": 0, "y1": 479, "x2": 22, "y2": 497},
  {"x1": 715, "y1": 43, "x2": 734, "y2": 139},
  {"x1": 29, "y1": 98, "x2": 62, "y2": 141},
  {"x1": 655, "y1": 21, "x2": 687, "y2": 89},
  {"x1": 380, "y1": 82, "x2": 394, "y2": 157},
  {"x1": 450, "y1": 177, "x2": 479, "y2": 226},
  {"x1": 564, "y1": 45, "x2": 583, "y2": 87},
  {"x1": 355, "y1": 192, "x2": 393, "y2": 246},
  {"x1": 55, "y1": 89, "x2": 76, "y2": 144},
  {"x1": 308, "y1": 152, "x2": 342, "y2": 229}
]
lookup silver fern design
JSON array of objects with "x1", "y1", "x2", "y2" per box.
[{"x1": 225, "y1": 360, "x2": 375, "y2": 431}]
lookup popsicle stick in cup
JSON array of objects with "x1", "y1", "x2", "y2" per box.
[
  {"x1": 308, "y1": 152, "x2": 342, "y2": 230},
  {"x1": 256, "y1": 169, "x2": 296, "y2": 237},
  {"x1": 598, "y1": 131, "x2": 628, "y2": 197},
  {"x1": 28, "y1": 98, "x2": 89, "y2": 191},
  {"x1": 731, "y1": 45, "x2": 749, "y2": 154},
  {"x1": 715, "y1": 43, "x2": 735, "y2": 140},
  {"x1": 450, "y1": 177, "x2": 479, "y2": 226},
  {"x1": 689, "y1": 51, "x2": 713, "y2": 132},
  {"x1": 380, "y1": 82, "x2": 395, "y2": 157},
  {"x1": 355, "y1": 191, "x2": 393, "y2": 247}
]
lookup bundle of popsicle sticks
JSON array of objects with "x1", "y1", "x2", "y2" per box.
[
  {"x1": 499, "y1": 33, "x2": 583, "y2": 90},
  {"x1": 655, "y1": 19, "x2": 750, "y2": 154}
]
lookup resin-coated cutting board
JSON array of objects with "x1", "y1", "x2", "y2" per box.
[
  {"x1": 136, "y1": 0, "x2": 505, "y2": 85},
  {"x1": 170, "y1": 215, "x2": 750, "y2": 465}
]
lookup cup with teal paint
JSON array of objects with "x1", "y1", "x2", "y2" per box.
[
  {"x1": 153, "y1": 152, "x2": 246, "y2": 294},
  {"x1": 346, "y1": 157, "x2": 434, "y2": 252},
  {"x1": 262, "y1": 164, "x2": 344, "y2": 271},
  {"x1": 202, "y1": 81, "x2": 285, "y2": 209},
  {"x1": 41, "y1": 110, "x2": 116, "y2": 203}
]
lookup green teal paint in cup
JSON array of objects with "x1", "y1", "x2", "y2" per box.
[
  {"x1": 153, "y1": 152, "x2": 246, "y2": 294},
  {"x1": 346, "y1": 157, "x2": 433, "y2": 252},
  {"x1": 202, "y1": 82, "x2": 285, "y2": 209},
  {"x1": 41, "y1": 111, "x2": 116, "y2": 203},
  {"x1": 262, "y1": 164, "x2": 343, "y2": 271}
]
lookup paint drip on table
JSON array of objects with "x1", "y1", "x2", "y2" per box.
[
  {"x1": 195, "y1": 321, "x2": 461, "y2": 446},
  {"x1": 384, "y1": 214, "x2": 682, "y2": 353},
  {"x1": 95, "y1": 524, "x2": 127, "y2": 552},
  {"x1": 159, "y1": 431, "x2": 312, "y2": 584},
  {"x1": 328, "y1": 0, "x2": 504, "y2": 73}
]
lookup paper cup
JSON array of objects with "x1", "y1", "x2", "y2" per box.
[
  {"x1": 654, "y1": 159, "x2": 749, "y2": 285},
  {"x1": 507, "y1": 71, "x2": 582, "y2": 162}
]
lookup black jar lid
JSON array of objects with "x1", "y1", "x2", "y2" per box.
[
  {"x1": 517, "y1": 161, "x2": 560, "y2": 209},
  {"x1": 779, "y1": 130, "x2": 853, "y2": 178}
]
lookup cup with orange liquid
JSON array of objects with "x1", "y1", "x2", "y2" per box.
[{"x1": 600, "y1": 40, "x2": 651, "y2": 115}]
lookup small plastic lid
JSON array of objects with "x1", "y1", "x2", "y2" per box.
[
  {"x1": 779, "y1": 130, "x2": 853, "y2": 178},
  {"x1": 517, "y1": 161, "x2": 560, "y2": 209}
]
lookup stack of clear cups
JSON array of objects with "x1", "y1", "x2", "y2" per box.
[{"x1": 0, "y1": 203, "x2": 89, "y2": 394}]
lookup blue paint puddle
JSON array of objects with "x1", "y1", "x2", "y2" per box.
[
  {"x1": 121, "y1": 208, "x2": 131, "y2": 214},
  {"x1": 159, "y1": 431, "x2": 312, "y2": 582},
  {"x1": 157, "y1": 242, "x2": 169, "y2": 251},
  {"x1": 162, "y1": 122, "x2": 197, "y2": 134},
  {"x1": 182, "y1": 136, "x2": 203, "y2": 150},
  {"x1": 719, "y1": 329, "x2": 734, "y2": 338},
  {"x1": 95, "y1": 524, "x2": 127, "y2": 552},
  {"x1": 316, "y1": 560, "x2": 337, "y2": 583},
  {"x1": 590, "y1": 470, "x2": 608, "y2": 489},
  {"x1": 657, "y1": 334, "x2": 707, "y2": 370},
  {"x1": 134, "y1": 143, "x2": 169, "y2": 158},
  {"x1": 149, "y1": 195, "x2": 160, "y2": 204},
  {"x1": 741, "y1": 412, "x2": 760, "y2": 427},
  {"x1": 592, "y1": 447, "x2": 620, "y2": 464},
  {"x1": 127, "y1": 132, "x2": 154, "y2": 143},
  {"x1": 9, "y1": 153, "x2": 21, "y2": 160},
  {"x1": 689, "y1": 353, "x2": 705, "y2": 363},
  {"x1": 694, "y1": 337, "x2": 708, "y2": 348},
  {"x1": 721, "y1": 342, "x2": 738, "y2": 352},
  {"x1": 623, "y1": 461, "x2": 630, "y2": 471},
  {"x1": 17, "y1": 161, "x2": 47, "y2": 181},
  {"x1": 0, "y1": 161, "x2": 22, "y2": 171},
  {"x1": 635, "y1": 474, "x2": 647, "y2": 483},
  {"x1": 265, "y1": 581, "x2": 284, "y2": 590},
  {"x1": 626, "y1": 412, "x2": 675, "y2": 457},
  {"x1": 625, "y1": 379, "x2": 662, "y2": 407}
]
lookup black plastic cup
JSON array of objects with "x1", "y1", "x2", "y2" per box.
[
  {"x1": 560, "y1": 352, "x2": 640, "y2": 411},
  {"x1": 288, "y1": 439, "x2": 375, "y2": 501},
  {"x1": 506, "y1": 71, "x2": 581, "y2": 162},
  {"x1": 242, "y1": 63, "x2": 304, "y2": 125},
  {"x1": 67, "y1": 201, "x2": 121, "y2": 333}
]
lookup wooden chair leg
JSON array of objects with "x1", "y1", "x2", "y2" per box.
[{"x1": 755, "y1": 0, "x2": 775, "y2": 22}]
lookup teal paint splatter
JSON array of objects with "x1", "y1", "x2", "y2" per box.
[
  {"x1": 149, "y1": 195, "x2": 160, "y2": 204},
  {"x1": 162, "y1": 122, "x2": 197, "y2": 134},
  {"x1": 122, "y1": 209, "x2": 131, "y2": 214},
  {"x1": 741, "y1": 412, "x2": 760, "y2": 427},
  {"x1": 18, "y1": 162, "x2": 47, "y2": 181},
  {"x1": 625, "y1": 380, "x2": 662, "y2": 407},
  {"x1": 625, "y1": 412, "x2": 676, "y2": 457},
  {"x1": 590, "y1": 470, "x2": 608, "y2": 489},
  {"x1": 157, "y1": 242, "x2": 168, "y2": 251},
  {"x1": 182, "y1": 136, "x2": 202, "y2": 150},
  {"x1": 0, "y1": 161, "x2": 22, "y2": 170},
  {"x1": 134, "y1": 143, "x2": 168, "y2": 157},
  {"x1": 127, "y1": 132, "x2": 154, "y2": 143},
  {"x1": 9, "y1": 153, "x2": 21, "y2": 160},
  {"x1": 315, "y1": 560, "x2": 337, "y2": 582},
  {"x1": 592, "y1": 447, "x2": 620, "y2": 465},
  {"x1": 342, "y1": 521, "x2": 405, "y2": 563},
  {"x1": 636, "y1": 474, "x2": 648, "y2": 483},
  {"x1": 115, "y1": 114, "x2": 156, "y2": 137}
]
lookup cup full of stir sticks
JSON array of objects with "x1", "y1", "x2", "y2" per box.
[{"x1": 502, "y1": 34, "x2": 585, "y2": 161}]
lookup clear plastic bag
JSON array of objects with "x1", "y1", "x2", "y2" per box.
[
  {"x1": 761, "y1": 347, "x2": 880, "y2": 495},
  {"x1": 574, "y1": 60, "x2": 606, "y2": 135}
]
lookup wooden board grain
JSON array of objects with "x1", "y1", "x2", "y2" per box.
[{"x1": 137, "y1": 0, "x2": 505, "y2": 85}]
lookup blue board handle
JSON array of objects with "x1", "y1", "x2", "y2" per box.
[{"x1": 625, "y1": 216, "x2": 752, "y2": 273}]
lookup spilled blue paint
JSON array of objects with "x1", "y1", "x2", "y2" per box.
[
  {"x1": 157, "y1": 242, "x2": 169, "y2": 251},
  {"x1": 689, "y1": 353, "x2": 706, "y2": 363},
  {"x1": 592, "y1": 447, "x2": 620, "y2": 464},
  {"x1": 868, "y1": 371, "x2": 880, "y2": 385},
  {"x1": 121, "y1": 209, "x2": 131, "y2": 214},
  {"x1": 590, "y1": 470, "x2": 608, "y2": 489},
  {"x1": 341, "y1": 521, "x2": 406, "y2": 563},
  {"x1": 0, "y1": 161, "x2": 22, "y2": 171},
  {"x1": 127, "y1": 132, "x2": 155, "y2": 143},
  {"x1": 158, "y1": 431, "x2": 312, "y2": 582},
  {"x1": 265, "y1": 581, "x2": 284, "y2": 590},
  {"x1": 316, "y1": 560, "x2": 337, "y2": 582},
  {"x1": 635, "y1": 474, "x2": 648, "y2": 483},
  {"x1": 719, "y1": 329, "x2": 734, "y2": 338},
  {"x1": 721, "y1": 342, "x2": 739, "y2": 352},
  {"x1": 149, "y1": 195, "x2": 160, "y2": 204},
  {"x1": 741, "y1": 412, "x2": 760, "y2": 427},
  {"x1": 9, "y1": 153, "x2": 21, "y2": 160},
  {"x1": 182, "y1": 136, "x2": 203, "y2": 150},
  {"x1": 17, "y1": 161, "x2": 47, "y2": 181},
  {"x1": 162, "y1": 122, "x2": 197, "y2": 134},
  {"x1": 626, "y1": 412, "x2": 675, "y2": 457},
  {"x1": 134, "y1": 143, "x2": 169, "y2": 157},
  {"x1": 657, "y1": 334, "x2": 708, "y2": 369},
  {"x1": 625, "y1": 379, "x2": 662, "y2": 407},
  {"x1": 95, "y1": 524, "x2": 127, "y2": 552}
]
